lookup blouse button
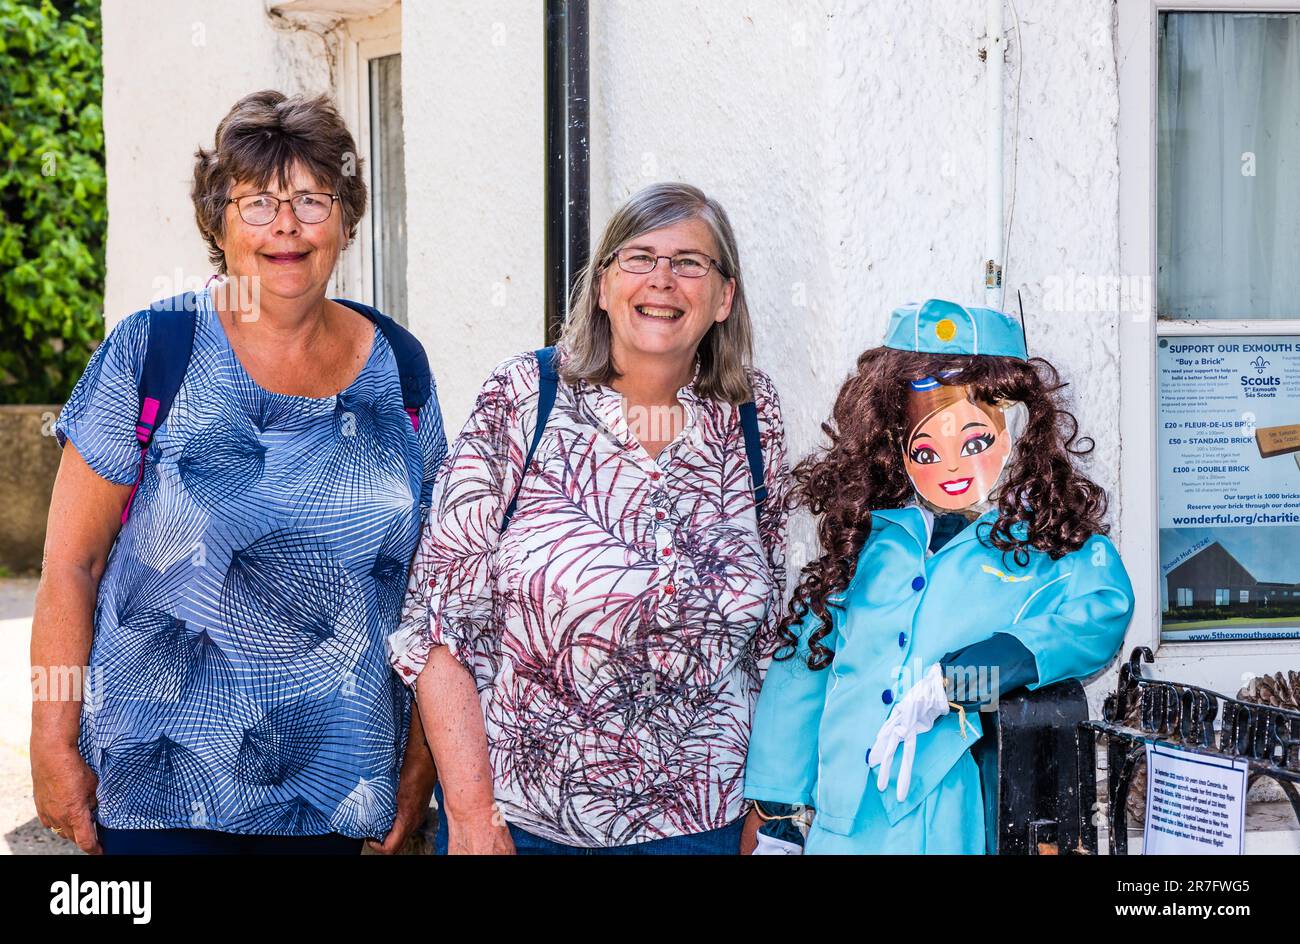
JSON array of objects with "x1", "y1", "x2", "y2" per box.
[
  {"x1": 662, "y1": 547, "x2": 673, "y2": 557},
  {"x1": 664, "y1": 584, "x2": 676, "y2": 595},
  {"x1": 655, "y1": 510, "x2": 666, "y2": 521},
  {"x1": 649, "y1": 471, "x2": 662, "y2": 481}
]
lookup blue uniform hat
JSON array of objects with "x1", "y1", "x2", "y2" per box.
[{"x1": 883, "y1": 298, "x2": 1027, "y2": 360}]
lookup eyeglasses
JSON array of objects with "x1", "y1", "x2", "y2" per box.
[
  {"x1": 603, "y1": 248, "x2": 728, "y2": 279},
  {"x1": 228, "y1": 192, "x2": 338, "y2": 226}
]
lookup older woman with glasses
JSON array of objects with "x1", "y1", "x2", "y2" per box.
[
  {"x1": 30, "y1": 90, "x2": 445, "y2": 855},
  {"x1": 390, "y1": 181, "x2": 792, "y2": 854}
]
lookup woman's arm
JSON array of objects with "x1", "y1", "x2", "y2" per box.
[
  {"x1": 366, "y1": 375, "x2": 450, "y2": 855},
  {"x1": 366, "y1": 704, "x2": 438, "y2": 854},
  {"x1": 387, "y1": 354, "x2": 540, "y2": 853},
  {"x1": 30, "y1": 443, "x2": 132, "y2": 855},
  {"x1": 742, "y1": 611, "x2": 837, "y2": 848},
  {"x1": 416, "y1": 647, "x2": 513, "y2": 854}
]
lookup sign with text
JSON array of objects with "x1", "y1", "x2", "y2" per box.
[
  {"x1": 1142, "y1": 743, "x2": 1247, "y2": 855},
  {"x1": 1158, "y1": 335, "x2": 1300, "y2": 641}
]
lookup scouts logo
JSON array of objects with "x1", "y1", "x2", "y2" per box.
[{"x1": 981, "y1": 564, "x2": 1034, "y2": 584}]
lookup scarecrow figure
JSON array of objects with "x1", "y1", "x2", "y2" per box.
[{"x1": 746, "y1": 299, "x2": 1134, "y2": 854}]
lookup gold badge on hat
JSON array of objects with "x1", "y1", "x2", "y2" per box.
[{"x1": 935, "y1": 318, "x2": 957, "y2": 342}]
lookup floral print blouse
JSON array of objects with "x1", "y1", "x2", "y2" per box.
[{"x1": 389, "y1": 351, "x2": 790, "y2": 847}]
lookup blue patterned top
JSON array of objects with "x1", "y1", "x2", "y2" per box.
[{"x1": 55, "y1": 288, "x2": 446, "y2": 838}]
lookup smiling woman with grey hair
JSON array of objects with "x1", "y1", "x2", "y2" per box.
[
  {"x1": 390, "y1": 181, "x2": 792, "y2": 854},
  {"x1": 30, "y1": 90, "x2": 445, "y2": 855}
]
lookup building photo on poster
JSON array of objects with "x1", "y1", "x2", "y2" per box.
[{"x1": 1159, "y1": 335, "x2": 1300, "y2": 643}]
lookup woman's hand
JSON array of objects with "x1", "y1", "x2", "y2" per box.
[
  {"x1": 445, "y1": 807, "x2": 516, "y2": 855},
  {"x1": 31, "y1": 737, "x2": 101, "y2": 855},
  {"x1": 30, "y1": 443, "x2": 130, "y2": 858},
  {"x1": 740, "y1": 807, "x2": 763, "y2": 854},
  {"x1": 365, "y1": 778, "x2": 433, "y2": 854},
  {"x1": 367, "y1": 708, "x2": 437, "y2": 854},
  {"x1": 415, "y1": 647, "x2": 515, "y2": 854}
]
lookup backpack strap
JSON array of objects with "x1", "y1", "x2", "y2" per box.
[
  {"x1": 500, "y1": 347, "x2": 558, "y2": 534},
  {"x1": 333, "y1": 298, "x2": 431, "y2": 430},
  {"x1": 123, "y1": 291, "x2": 199, "y2": 524},
  {"x1": 739, "y1": 399, "x2": 768, "y2": 515},
  {"x1": 497, "y1": 349, "x2": 765, "y2": 531}
]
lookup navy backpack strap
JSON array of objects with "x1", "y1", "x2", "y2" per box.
[
  {"x1": 739, "y1": 400, "x2": 767, "y2": 515},
  {"x1": 500, "y1": 347, "x2": 558, "y2": 534},
  {"x1": 124, "y1": 290, "x2": 198, "y2": 523},
  {"x1": 333, "y1": 298, "x2": 432, "y2": 430}
]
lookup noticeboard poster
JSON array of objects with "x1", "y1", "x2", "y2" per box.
[{"x1": 1158, "y1": 336, "x2": 1300, "y2": 642}]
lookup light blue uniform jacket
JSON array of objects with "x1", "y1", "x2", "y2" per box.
[{"x1": 744, "y1": 506, "x2": 1134, "y2": 854}]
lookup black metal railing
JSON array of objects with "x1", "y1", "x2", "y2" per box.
[
  {"x1": 973, "y1": 679, "x2": 1093, "y2": 854},
  {"x1": 1077, "y1": 647, "x2": 1300, "y2": 855}
]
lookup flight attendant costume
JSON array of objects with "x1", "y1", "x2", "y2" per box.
[{"x1": 744, "y1": 299, "x2": 1134, "y2": 854}]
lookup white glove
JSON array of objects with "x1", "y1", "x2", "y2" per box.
[
  {"x1": 752, "y1": 832, "x2": 804, "y2": 855},
  {"x1": 867, "y1": 663, "x2": 950, "y2": 802}
]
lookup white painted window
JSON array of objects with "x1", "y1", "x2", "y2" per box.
[
  {"x1": 1176, "y1": 587, "x2": 1193, "y2": 607},
  {"x1": 1119, "y1": 1, "x2": 1300, "y2": 675},
  {"x1": 1158, "y1": 13, "x2": 1300, "y2": 319},
  {"x1": 336, "y1": 5, "x2": 406, "y2": 324}
]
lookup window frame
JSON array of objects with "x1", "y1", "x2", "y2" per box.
[
  {"x1": 335, "y1": 6, "x2": 402, "y2": 311},
  {"x1": 1118, "y1": 0, "x2": 1300, "y2": 660}
]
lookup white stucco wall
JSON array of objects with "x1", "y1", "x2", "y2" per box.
[
  {"x1": 101, "y1": 0, "x2": 1131, "y2": 685},
  {"x1": 401, "y1": 2, "x2": 545, "y2": 434},
  {"x1": 103, "y1": 0, "x2": 1124, "y2": 499},
  {"x1": 586, "y1": 0, "x2": 1127, "y2": 707},
  {"x1": 589, "y1": 0, "x2": 1121, "y2": 528},
  {"x1": 104, "y1": 1, "x2": 1298, "y2": 701},
  {"x1": 100, "y1": 0, "x2": 337, "y2": 323}
]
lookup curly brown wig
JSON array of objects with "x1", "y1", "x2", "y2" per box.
[{"x1": 779, "y1": 347, "x2": 1109, "y2": 670}]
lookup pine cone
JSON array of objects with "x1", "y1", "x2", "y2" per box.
[
  {"x1": 1236, "y1": 671, "x2": 1300, "y2": 711},
  {"x1": 1122, "y1": 697, "x2": 1147, "y2": 824}
]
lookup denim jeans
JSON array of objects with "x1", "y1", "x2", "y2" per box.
[{"x1": 432, "y1": 783, "x2": 743, "y2": 855}]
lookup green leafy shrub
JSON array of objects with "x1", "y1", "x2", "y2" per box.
[{"x1": 0, "y1": 0, "x2": 104, "y2": 404}]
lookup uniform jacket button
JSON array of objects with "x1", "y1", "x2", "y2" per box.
[
  {"x1": 882, "y1": 689, "x2": 893, "y2": 705},
  {"x1": 911, "y1": 575, "x2": 925, "y2": 591}
]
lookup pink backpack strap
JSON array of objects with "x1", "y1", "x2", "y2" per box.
[{"x1": 122, "y1": 396, "x2": 161, "y2": 525}]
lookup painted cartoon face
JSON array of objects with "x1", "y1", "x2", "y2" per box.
[{"x1": 903, "y1": 387, "x2": 1013, "y2": 511}]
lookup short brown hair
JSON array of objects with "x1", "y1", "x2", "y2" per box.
[{"x1": 192, "y1": 90, "x2": 366, "y2": 274}]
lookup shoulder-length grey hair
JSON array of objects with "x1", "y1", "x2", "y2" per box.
[{"x1": 558, "y1": 181, "x2": 754, "y2": 405}]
